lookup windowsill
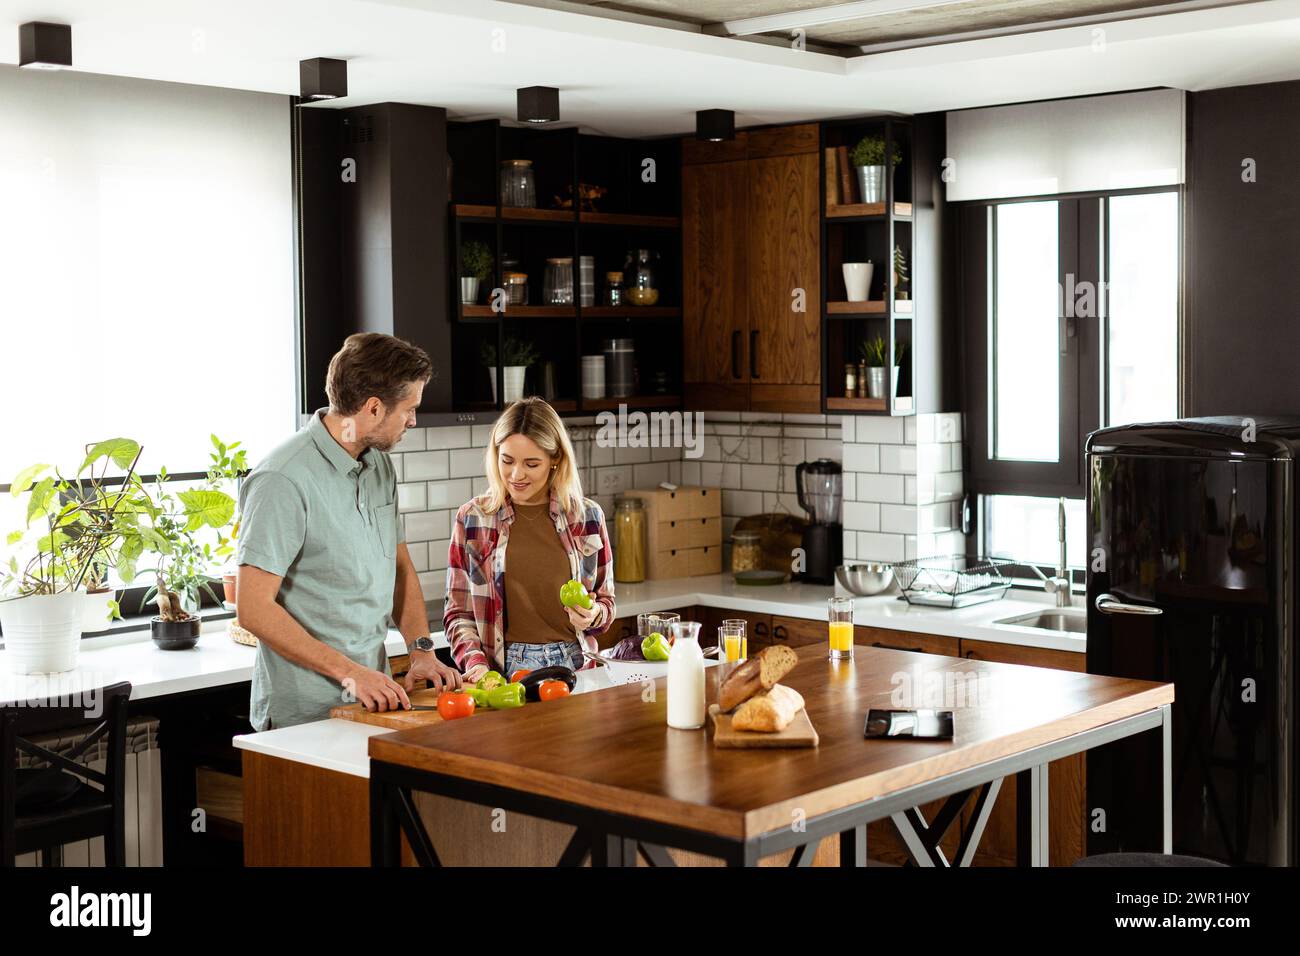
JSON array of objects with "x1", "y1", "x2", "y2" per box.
[{"x1": 80, "y1": 606, "x2": 235, "y2": 639}]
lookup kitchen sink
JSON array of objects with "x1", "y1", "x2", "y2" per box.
[{"x1": 993, "y1": 609, "x2": 1088, "y2": 634}]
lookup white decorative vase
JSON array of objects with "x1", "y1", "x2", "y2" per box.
[
  {"x1": 842, "y1": 261, "x2": 874, "y2": 302},
  {"x1": 82, "y1": 588, "x2": 119, "y2": 633},
  {"x1": 0, "y1": 591, "x2": 85, "y2": 674},
  {"x1": 490, "y1": 366, "x2": 528, "y2": 404}
]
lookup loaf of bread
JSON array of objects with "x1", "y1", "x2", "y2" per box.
[
  {"x1": 718, "y1": 644, "x2": 798, "y2": 712},
  {"x1": 732, "y1": 684, "x2": 805, "y2": 733}
]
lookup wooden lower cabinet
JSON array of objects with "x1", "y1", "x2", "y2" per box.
[
  {"x1": 603, "y1": 606, "x2": 701, "y2": 649},
  {"x1": 958, "y1": 639, "x2": 1086, "y2": 867}
]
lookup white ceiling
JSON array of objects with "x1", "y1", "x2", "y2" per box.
[{"x1": 1, "y1": 0, "x2": 1299, "y2": 135}]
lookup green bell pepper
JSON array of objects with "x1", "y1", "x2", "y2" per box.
[
  {"x1": 468, "y1": 686, "x2": 490, "y2": 708},
  {"x1": 485, "y1": 682, "x2": 526, "y2": 710},
  {"x1": 641, "y1": 631, "x2": 671, "y2": 661},
  {"x1": 475, "y1": 670, "x2": 505, "y2": 692},
  {"x1": 559, "y1": 578, "x2": 594, "y2": 610}
]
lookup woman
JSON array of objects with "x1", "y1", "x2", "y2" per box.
[{"x1": 444, "y1": 397, "x2": 615, "y2": 683}]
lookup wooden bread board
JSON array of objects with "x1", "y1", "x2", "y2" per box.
[
  {"x1": 330, "y1": 688, "x2": 447, "y2": 729},
  {"x1": 708, "y1": 703, "x2": 819, "y2": 749}
]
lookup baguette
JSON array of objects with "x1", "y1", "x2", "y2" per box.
[
  {"x1": 732, "y1": 684, "x2": 805, "y2": 733},
  {"x1": 718, "y1": 644, "x2": 798, "y2": 712}
]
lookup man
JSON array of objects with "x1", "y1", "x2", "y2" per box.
[{"x1": 236, "y1": 333, "x2": 462, "y2": 730}]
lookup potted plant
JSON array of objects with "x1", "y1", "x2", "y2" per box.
[
  {"x1": 850, "y1": 134, "x2": 902, "y2": 204},
  {"x1": 860, "y1": 335, "x2": 889, "y2": 399},
  {"x1": 204, "y1": 435, "x2": 248, "y2": 606},
  {"x1": 894, "y1": 245, "x2": 909, "y2": 300},
  {"x1": 481, "y1": 336, "x2": 539, "y2": 405},
  {"x1": 459, "y1": 240, "x2": 494, "y2": 306},
  {"x1": 2, "y1": 439, "x2": 149, "y2": 673},
  {"x1": 137, "y1": 461, "x2": 237, "y2": 650}
]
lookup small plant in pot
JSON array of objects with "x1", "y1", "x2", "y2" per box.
[
  {"x1": 860, "y1": 336, "x2": 907, "y2": 401},
  {"x1": 481, "y1": 336, "x2": 539, "y2": 405},
  {"x1": 204, "y1": 435, "x2": 248, "y2": 606},
  {"x1": 137, "y1": 462, "x2": 237, "y2": 650},
  {"x1": 850, "y1": 134, "x2": 902, "y2": 205},
  {"x1": 459, "y1": 240, "x2": 494, "y2": 306},
  {"x1": 2, "y1": 439, "x2": 150, "y2": 673}
]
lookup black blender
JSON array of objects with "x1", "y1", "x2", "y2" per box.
[{"x1": 795, "y1": 458, "x2": 843, "y2": 585}]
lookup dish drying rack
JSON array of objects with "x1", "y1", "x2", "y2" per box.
[{"x1": 893, "y1": 556, "x2": 1016, "y2": 608}]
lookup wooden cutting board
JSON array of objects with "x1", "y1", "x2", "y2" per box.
[
  {"x1": 708, "y1": 703, "x2": 819, "y2": 749},
  {"x1": 330, "y1": 688, "x2": 447, "y2": 729}
]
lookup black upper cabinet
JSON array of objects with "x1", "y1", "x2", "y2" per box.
[{"x1": 295, "y1": 101, "x2": 452, "y2": 417}]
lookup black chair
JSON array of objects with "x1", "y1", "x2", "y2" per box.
[{"x1": 1, "y1": 681, "x2": 132, "y2": 867}]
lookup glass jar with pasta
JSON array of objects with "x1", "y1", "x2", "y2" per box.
[
  {"x1": 613, "y1": 496, "x2": 646, "y2": 583},
  {"x1": 731, "y1": 530, "x2": 763, "y2": 574}
]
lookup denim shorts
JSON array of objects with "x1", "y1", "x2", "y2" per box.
[{"x1": 504, "y1": 640, "x2": 584, "y2": 675}]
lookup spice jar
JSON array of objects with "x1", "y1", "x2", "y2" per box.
[
  {"x1": 844, "y1": 363, "x2": 857, "y2": 398},
  {"x1": 731, "y1": 530, "x2": 763, "y2": 574},
  {"x1": 543, "y1": 258, "x2": 574, "y2": 305},
  {"x1": 504, "y1": 272, "x2": 528, "y2": 306},
  {"x1": 857, "y1": 360, "x2": 869, "y2": 398},
  {"x1": 499, "y1": 159, "x2": 536, "y2": 208},
  {"x1": 613, "y1": 497, "x2": 646, "y2": 583},
  {"x1": 605, "y1": 271, "x2": 625, "y2": 307}
]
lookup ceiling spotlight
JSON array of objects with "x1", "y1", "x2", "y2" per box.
[
  {"x1": 517, "y1": 86, "x2": 559, "y2": 124},
  {"x1": 696, "y1": 109, "x2": 735, "y2": 143},
  {"x1": 299, "y1": 58, "x2": 348, "y2": 100},
  {"x1": 19, "y1": 21, "x2": 72, "y2": 70}
]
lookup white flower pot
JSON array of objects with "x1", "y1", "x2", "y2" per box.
[
  {"x1": 82, "y1": 589, "x2": 119, "y2": 632},
  {"x1": 0, "y1": 591, "x2": 85, "y2": 674},
  {"x1": 842, "y1": 261, "x2": 874, "y2": 302},
  {"x1": 489, "y1": 366, "x2": 528, "y2": 404}
]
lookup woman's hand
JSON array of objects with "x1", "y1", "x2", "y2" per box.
[
  {"x1": 463, "y1": 662, "x2": 490, "y2": 685},
  {"x1": 565, "y1": 602, "x2": 599, "y2": 631}
]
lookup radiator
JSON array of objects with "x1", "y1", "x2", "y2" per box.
[{"x1": 15, "y1": 718, "x2": 164, "y2": 867}]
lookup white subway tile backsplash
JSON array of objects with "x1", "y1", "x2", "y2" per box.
[
  {"x1": 935, "y1": 471, "x2": 963, "y2": 502},
  {"x1": 880, "y1": 503, "x2": 917, "y2": 534},
  {"x1": 782, "y1": 413, "x2": 826, "y2": 425},
  {"x1": 405, "y1": 510, "x2": 450, "y2": 543},
  {"x1": 802, "y1": 439, "x2": 840, "y2": 462},
  {"x1": 680, "y1": 460, "x2": 702, "y2": 486},
  {"x1": 447, "y1": 448, "x2": 481, "y2": 479},
  {"x1": 853, "y1": 417, "x2": 906, "y2": 444},
  {"x1": 842, "y1": 472, "x2": 856, "y2": 502},
  {"x1": 397, "y1": 482, "x2": 427, "y2": 513},
  {"x1": 428, "y1": 539, "x2": 450, "y2": 570},
  {"x1": 407, "y1": 541, "x2": 429, "y2": 572},
  {"x1": 406, "y1": 450, "x2": 451, "y2": 481},
  {"x1": 917, "y1": 443, "x2": 946, "y2": 473},
  {"x1": 842, "y1": 529, "x2": 857, "y2": 561},
  {"x1": 762, "y1": 491, "x2": 802, "y2": 514},
  {"x1": 426, "y1": 478, "x2": 472, "y2": 509},
  {"x1": 880, "y1": 444, "x2": 917, "y2": 475},
  {"x1": 417, "y1": 571, "x2": 442, "y2": 603},
  {"x1": 426, "y1": 426, "x2": 471, "y2": 450},
  {"x1": 741, "y1": 464, "x2": 780, "y2": 492},
  {"x1": 857, "y1": 532, "x2": 905, "y2": 563},
  {"x1": 471, "y1": 424, "x2": 494, "y2": 447},
  {"x1": 392, "y1": 428, "x2": 427, "y2": 453},
  {"x1": 842, "y1": 443, "x2": 880, "y2": 473},
  {"x1": 785, "y1": 426, "x2": 826, "y2": 439},
  {"x1": 594, "y1": 464, "x2": 633, "y2": 496},
  {"x1": 704, "y1": 411, "x2": 741, "y2": 422},
  {"x1": 905, "y1": 475, "x2": 917, "y2": 505},
  {"x1": 762, "y1": 437, "x2": 804, "y2": 463},
  {"x1": 949, "y1": 442, "x2": 964, "y2": 472},
  {"x1": 632, "y1": 462, "x2": 671, "y2": 487},
  {"x1": 916, "y1": 473, "x2": 936, "y2": 505},
  {"x1": 843, "y1": 500, "x2": 880, "y2": 532},
  {"x1": 936, "y1": 413, "x2": 962, "y2": 444},
  {"x1": 722, "y1": 489, "x2": 763, "y2": 516},
  {"x1": 914, "y1": 413, "x2": 936, "y2": 444},
  {"x1": 857, "y1": 473, "x2": 905, "y2": 504}
]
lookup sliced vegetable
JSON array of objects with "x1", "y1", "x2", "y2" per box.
[
  {"x1": 475, "y1": 670, "x2": 505, "y2": 692},
  {"x1": 436, "y1": 691, "x2": 476, "y2": 720},
  {"x1": 486, "y1": 682, "x2": 526, "y2": 709},
  {"x1": 559, "y1": 579, "x2": 593, "y2": 610},
  {"x1": 641, "y1": 631, "x2": 671, "y2": 661},
  {"x1": 468, "y1": 687, "x2": 490, "y2": 708},
  {"x1": 519, "y1": 665, "x2": 578, "y2": 701},
  {"x1": 538, "y1": 680, "x2": 570, "y2": 701}
]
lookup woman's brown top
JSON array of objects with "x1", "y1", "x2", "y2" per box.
[{"x1": 503, "y1": 500, "x2": 577, "y2": 645}]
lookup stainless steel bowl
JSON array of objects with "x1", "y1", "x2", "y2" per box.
[{"x1": 835, "y1": 562, "x2": 895, "y2": 596}]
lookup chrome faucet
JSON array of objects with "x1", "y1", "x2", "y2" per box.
[{"x1": 1025, "y1": 498, "x2": 1073, "y2": 607}]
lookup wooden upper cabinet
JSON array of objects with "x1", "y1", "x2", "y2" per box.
[
  {"x1": 682, "y1": 159, "x2": 750, "y2": 410},
  {"x1": 681, "y1": 124, "x2": 821, "y2": 414},
  {"x1": 746, "y1": 151, "x2": 821, "y2": 412}
]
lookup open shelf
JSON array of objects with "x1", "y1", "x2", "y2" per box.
[
  {"x1": 827, "y1": 396, "x2": 888, "y2": 412},
  {"x1": 581, "y1": 394, "x2": 681, "y2": 412},
  {"x1": 581, "y1": 305, "x2": 680, "y2": 318},
  {"x1": 826, "y1": 300, "x2": 912, "y2": 317},
  {"x1": 460, "y1": 304, "x2": 577, "y2": 319},
  {"x1": 579, "y1": 211, "x2": 680, "y2": 229},
  {"x1": 826, "y1": 202, "x2": 913, "y2": 220}
]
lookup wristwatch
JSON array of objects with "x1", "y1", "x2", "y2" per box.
[{"x1": 411, "y1": 636, "x2": 435, "y2": 654}]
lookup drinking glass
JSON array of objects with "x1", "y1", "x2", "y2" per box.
[
  {"x1": 828, "y1": 596, "x2": 854, "y2": 661},
  {"x1": 718, "y1": 619, "x2": 748, "y2": 664},
  {"x1": 638, "y1": 611, "x2": 679, "y2": 638}
]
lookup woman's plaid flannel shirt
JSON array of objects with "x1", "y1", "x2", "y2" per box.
[{"x1": 443, "y1": 491, "x2": 616, "y2": 675}]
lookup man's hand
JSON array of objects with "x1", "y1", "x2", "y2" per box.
[
  {"x1": 403, "y1": 650, "x2": 463, "y2": 694},
  {"x1": 345, "y1": 665, "x2": 412, "y2": 712}
]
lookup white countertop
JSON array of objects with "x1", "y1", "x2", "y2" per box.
[{"x1": 0, "y1": 620, "x2": 429, "y2": 706}]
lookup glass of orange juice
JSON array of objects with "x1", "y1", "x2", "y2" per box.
[
  {"x1": 828, "y1": 597, "x2": 854, "y2": 661},
  {"x1": 718, "y1": 619, "x2": 748, "y2": 664}
]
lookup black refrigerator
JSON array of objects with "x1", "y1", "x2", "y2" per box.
[{"x1": 1086, "y1": 417, "x2": 1296, "y2": 865}]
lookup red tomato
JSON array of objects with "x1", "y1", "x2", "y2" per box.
[
  {"x1": 436, "y1": 691, "x2": 476, "y2": 720},
  {"x1": 538, "y1": 680, "x2": 571, "y2": 701},
  {"x1": 510, "y1": 669, "x2": 532, "y2": 683}
]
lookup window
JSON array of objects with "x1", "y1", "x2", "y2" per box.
[
  {"x1": 0, "y1": 69, "x2": 296, "y2": 485},
  {"x1": 963, "y1": 188, "x2": 1180, "y2": 569}
]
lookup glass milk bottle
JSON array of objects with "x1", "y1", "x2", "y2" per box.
[{"x1": 667, "y1": 620, "x2": 706, "y2": 729}]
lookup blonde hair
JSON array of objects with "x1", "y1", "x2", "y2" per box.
[{"x1": 480, "y1": 398, "x2": 585, "y2": 517}]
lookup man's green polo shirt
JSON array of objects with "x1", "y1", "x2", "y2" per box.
[{"x1": 237, "y1": 409, "x2": 404, "y2": 731}]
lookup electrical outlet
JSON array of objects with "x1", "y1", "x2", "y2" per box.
[{"x1": 598, "y1": 469, "x2": 626, "y2": 495}]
